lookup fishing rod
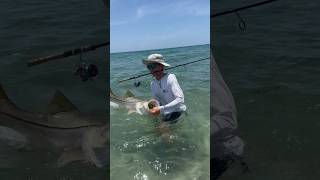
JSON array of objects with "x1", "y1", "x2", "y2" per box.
[
  {"x1": 211, "y1": 0, "x2": 280, "y2": 31},
  {"x1": 118, "y1": 57, "x2": 209, "y2": 84},
  {"x1": 211, "y1": 0, "x2": 279, "y2": 18},
  {"x1": 27, "y1": 42, "x2": 109, "y2": 67}
]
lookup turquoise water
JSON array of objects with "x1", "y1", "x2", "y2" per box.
[
  {"x1": 213, "y1": 0, "x2": 320, "y2": 179},
  {"x1": 110, "y1": 45, "x2": 210, "y2": 180},
  {"x1": 0, "y1": 0, "x2": 108, "y2": 179}
]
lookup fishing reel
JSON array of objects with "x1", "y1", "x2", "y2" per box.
[
  {"x1": 235, "y1": 11, "x2": 246, "y2": 32},
  {"x1": 134, "y1": 78, "x2": 141, "y2": 87},
  {"x1": 74, "y1": 50, "x2": 99, "y2": 81},
  {"x1": 74, "y1": 63, "x2": 99, "y2": 82}
]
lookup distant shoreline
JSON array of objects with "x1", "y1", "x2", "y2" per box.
[{"x1": 110, "y1": 44, "x2": 209, "y2": 55}]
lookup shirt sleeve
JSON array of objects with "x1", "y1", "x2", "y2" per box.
[{"x1": 159, "y1": 74, "x2": 185, "y2": 114}]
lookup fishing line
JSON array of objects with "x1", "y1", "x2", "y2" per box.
[{"x1": 118, "y1": 57, "x2": 210, "y2": 84}]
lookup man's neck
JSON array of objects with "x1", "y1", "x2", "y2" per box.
[{"x1": 155, "y1": 73, "x2": 165, "y2": 80}]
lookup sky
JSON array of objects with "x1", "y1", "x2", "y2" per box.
[{"x1": 110, "y1": 0, "x2": 210, "y2": 53}]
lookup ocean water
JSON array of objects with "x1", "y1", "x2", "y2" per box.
[
  {"x1": 0, "y1": 0, "x2": 108, "y2": 179},
  {"x1": 212, "y1": 0, "x2": 320, "y2": 179},
  {"x1": 110, "y1": 45, "x2": 210, "y2": 180}
]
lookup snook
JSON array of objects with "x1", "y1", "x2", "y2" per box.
[
  {"x1": 110, "y1": 89, "x2": 158, "y2": 115},
  {"x1": 0, "y1": 85, "x2": 108, "y2": 168}
]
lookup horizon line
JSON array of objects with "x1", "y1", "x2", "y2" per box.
[{"x1": 110, "y1": 43, "x2": 209, "y2": 54}]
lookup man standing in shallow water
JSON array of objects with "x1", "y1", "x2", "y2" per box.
[{"x1": 143, "y1": 54, "x2": 186, "y2": 123}]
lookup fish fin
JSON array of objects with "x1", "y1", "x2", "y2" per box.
[
  {"x1": 57, "y1": 149, "x2": 85, "y2": 167},
  {"x1": 110, "y1": 88, "x2": 117, "y2": 98},
  {"x1": 128, "y1": 110, "x2": 135, "y2": 115},
  {"x1": 110, "y1": 101, "x2": 119, "y2": 108},
  {"x1": 47, "y1": 90, "x2": 78, "y2": 114},
  {"x1": 82, "y1": 133, "x2": 107, "y2": 168},
  {"x1": 0, "y1": 84, "x2": 18, "y2": 109},
  {"x1": 124, "y1": 90, "x2": 135, "y2": 98},
  {"x1": 90, "y1": 147, "x2": 108, "y2": 167}
]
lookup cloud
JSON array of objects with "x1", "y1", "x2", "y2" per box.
[
  {"x1": 180, "y1": 3, "x2": 210, "y2": 16},
  {"x1": 111, "y1": 20, "x2": 128, "y2": 27},
  {"x1": 135, "y1": 6, "x2": 163, "y2": 19},
  {"x1": 136, "y1": 7, "x2": 145, "y2": 18},
  {"x1": 135, "y1": 0, "x2": 209, "y2": 18}
]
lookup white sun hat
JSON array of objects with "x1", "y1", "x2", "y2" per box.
[{"x1": 142, "y1": 54, "x2": 170, "y2": 67}]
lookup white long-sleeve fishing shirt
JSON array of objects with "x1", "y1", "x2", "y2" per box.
[{"x1": 151, "y1": 73, "x2": 186, "y2": 115}]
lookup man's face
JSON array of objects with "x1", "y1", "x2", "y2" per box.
[{"x1": 147, "y1": 63, "x2": 163, "y2": 77}]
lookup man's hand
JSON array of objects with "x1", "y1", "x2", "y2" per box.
[{"x1": 149, "y1": 107, "x2": 160, "y2": 116}]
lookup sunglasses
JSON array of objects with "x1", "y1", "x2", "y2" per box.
[{"x1": 147, "y1": 63, "x2": 158, "y2": 70}]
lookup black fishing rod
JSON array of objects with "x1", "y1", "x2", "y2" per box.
[
  {"x1": 211, "y1": 0, "x2": 280, "y2": 18},
  {"x1": 28, "y1": 42, "x2": 109, "y2": 67},
  {"x1": 118, "y1": 57, "x2": 209, "y2": 84},
  {"x1": 211, "y1": 0, "x2": 280, "y2": 31}
]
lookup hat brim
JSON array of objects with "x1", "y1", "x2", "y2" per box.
[{"x1": 142, "y1": 60, "x2": 170, "y2": 67}]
